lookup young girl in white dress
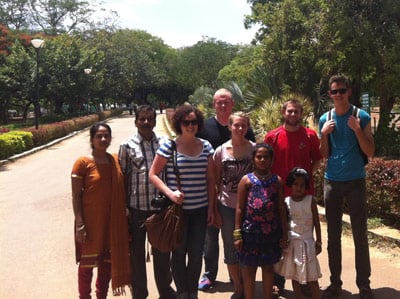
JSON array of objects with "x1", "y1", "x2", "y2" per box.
[{"x1": 274, "y1": 167, "x2": 322, "y2": 299}]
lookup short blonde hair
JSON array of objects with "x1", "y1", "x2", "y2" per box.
[
  {"x1": 229, "y1": 111, "x2": 250, "y2": 127},
  {"x1": 213, "y1": 88, "x2": 233, "y2": 103}
]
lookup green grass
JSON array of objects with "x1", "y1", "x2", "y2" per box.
[{"x1": 367, "y1": 217, "x2": 385, "y2": 229}]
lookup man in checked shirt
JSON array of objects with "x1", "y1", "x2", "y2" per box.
[{"x1": 119, "y1": 105, "x2": 176, "y2": 299}]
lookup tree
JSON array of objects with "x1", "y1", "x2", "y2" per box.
[
  {"x1": 29, "y1": 0, "x2": 97, "y2": 35},
  {"x1": 246, "y1": 0, "x2": 324, "y2": 101},
  {"x1": 0, "y1": 0, "x2": 31, "y2": 30},
  {"x1": 0, "y1": 39, "x2": 34, "y2": 123},
  {"x1": 89, "y1": 29, "x2": 176, "y2": 106},
  {"x1": 0, "y1": 24, "x2": 13, "y2": 56},
  {"x1": 39, "y1": 34, "x2": 104, "y2": 114},
  {"x1": 245, "y1": 0, "x2": 400, "y2": 153},
  {"x1": 176, "y1": 37, "x2": 239, "y2": 91},
  {"x1": 218, "y1": 45, "x2": 261, "y2": 87}
]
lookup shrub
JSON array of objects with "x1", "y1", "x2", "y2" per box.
[
  {"x1": 10, "y1": 131, "x2": 34, "y2": 149},
  {"x1": 250, "y1": 93, "x2": 315, "y2": 141},
  {"x1": 98, "y1": 109, "x2": 122, "y2": 121},
  {"x1": 1, "y1": 110, "x2": 123, "y2": 160},
  {"x1": 366, "y1": 158, "x2": 400, "y2": 221},
  {"x1": 72, "y1": 115, "x2": 96, "y2": 130},
  {"x1": 23, "y1": 115, "x2": 100, "y2": 146},
  {"x1": 374, "y1": 113, "x2": 400, "y2": 158},
  {"x1": 0, "y1": 131, "x2": 33, "y2": 160}
]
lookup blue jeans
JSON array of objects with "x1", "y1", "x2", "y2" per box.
[
  {"x1": 219, "y1": 204, "x2": 238, "y2": 264},
  {"x1": 324, "y1": 179, "x2": 371, "y2": 289},
  {"x1": 202, "y1": 225, "x2": 220, "y2": 282},
  {"x1": 172, "y1": 207, "x2": 208, "y2": 294}
]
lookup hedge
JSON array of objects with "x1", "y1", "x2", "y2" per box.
[
  {"x1": 0, "y1": 109, "x2": 123, "y2": 160},
  {"x1": 0, "y1": 131, "x2": 34, "y2": 160}
]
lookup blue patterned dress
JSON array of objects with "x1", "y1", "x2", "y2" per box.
[{"x1": 237, "y1": 173, "x2": 282, "y2": 267}]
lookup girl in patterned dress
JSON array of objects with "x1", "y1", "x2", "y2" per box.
[
  {"x1": 234, "y1": 143, "x2": 288, "y2": 299},
  {"x1": 274, "y1": 167, "x2": 322, "y2": 299}
]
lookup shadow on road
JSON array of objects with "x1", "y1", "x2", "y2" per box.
[{"x1": 204, "y1": 283, "x2": 400, "y2": 299}]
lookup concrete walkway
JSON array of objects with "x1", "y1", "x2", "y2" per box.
[{"x1": 0, "y1": 112, "x2": 399, "y2": 299}]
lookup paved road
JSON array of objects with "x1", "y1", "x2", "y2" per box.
[{"x1": 0, "y1": 113, "x2": 399, "y2": 299}]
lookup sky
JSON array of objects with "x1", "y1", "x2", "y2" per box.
[{"x1": 98, "y1": 0, "x2": 258, "y2": 48}]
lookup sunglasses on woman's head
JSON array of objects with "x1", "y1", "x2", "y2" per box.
[{"x1": 181, "y1": 120, "x2": 199, "y2": 126}]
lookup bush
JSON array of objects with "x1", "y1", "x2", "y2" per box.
[
  {"x1": 250, "y1": 93, "x2": 315, "y2": 141},
  {"x1": 0, "y1": 131, "x2": 33, "y2": 160},
  {"x1": 98, "y1": 109, "x2": 122, "y2": 121},
  {"x1": 374, "y1": 113, "x2": 400, "y2": 158},
  {"x1": 366, "y1": 158, "x2": 400, "y2": 222},
  {"x1": 1, "y1": 110, "x2": 124, "y2": 160},
  {"x1": 23, "y1": 115, "x2": 100, "y2": 146}
]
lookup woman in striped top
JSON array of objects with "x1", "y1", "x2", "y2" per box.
[{"x1": 149, "y1": 104, "x2": 217, "y2": 299}]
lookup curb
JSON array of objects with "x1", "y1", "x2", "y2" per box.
[
  {"x1": 0, "y1": 114, "x2": 124, "y2": 167},
  {"x1": 318, "y1": 206, "x2": 400, "y2": 248},
  {"x1": 0, "y1": 130, "x2": 83, "y2": 167}
]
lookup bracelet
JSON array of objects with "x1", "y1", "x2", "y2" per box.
[
  {"x1": 233, "y1": 229, "x2": 242, "y2": 241},
  {"x1": 76, "y1": 224, "x2": 86, "y2": 232},
  {"x1": 233, "y1": 236, "x2": 242, "y2": 241},
  {"x1": 233, "y1": 229, "x2": 241, "y2": 236}
]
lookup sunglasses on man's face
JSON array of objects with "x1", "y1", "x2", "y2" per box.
[
  {"x1": 181, "y1": 119, "x2": 199, "y2": 126},
  {"x1": 330, "y1": 88, "x2": 347, "y2": 95}
]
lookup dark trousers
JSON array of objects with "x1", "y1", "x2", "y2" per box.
[
  {"x1": 78, "y1": 262, "x2": 111, "y2": 299},
  {"x1": 172, "y1": 207, "x2": 208, "y2": 295},
  {"x1": 324, "y1": 179, "x2": 371, "y2": 290},
  {"x1": 129, "y1": 208, "x2": 175, "y2": 299}
]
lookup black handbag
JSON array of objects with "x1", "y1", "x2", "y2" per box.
[{"x1": 144, "y1": 140, "x2": 183, "y2": 252}]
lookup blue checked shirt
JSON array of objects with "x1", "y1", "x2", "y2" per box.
[{"x1": 118, "y1": 133, "x2": 166, "y2": 211}]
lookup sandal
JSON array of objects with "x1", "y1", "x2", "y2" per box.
[{"x1": 272, "y1": 285, "x2": 283, "y2": 297}]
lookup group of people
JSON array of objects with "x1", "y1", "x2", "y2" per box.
[{"x1": 71, "y1": 74, "x2": 375, "y2": 299}]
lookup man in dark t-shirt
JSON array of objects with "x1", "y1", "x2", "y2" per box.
[{"x1": 197, "y1": 88, "x2": 255, "y2": 291}]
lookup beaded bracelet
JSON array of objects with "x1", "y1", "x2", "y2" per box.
[
  {"x1": 233, "y1": 229, "x2": 241, "y2": 235},
  {"x1": 233, "y1": 235, "x2": 242, "y2": 241},
  {"x1": 233, "y1": 229, "x2": 242, "y2": 241}
]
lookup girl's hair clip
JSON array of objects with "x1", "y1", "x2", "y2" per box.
[{"x1": 295, "y1": 168, "x2": 308, "y2": 175}]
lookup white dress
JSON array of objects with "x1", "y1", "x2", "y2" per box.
[{"x1": 274, "y1": 195, "x2": 322, "y2": 284}]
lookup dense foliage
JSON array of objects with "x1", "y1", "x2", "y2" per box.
[{"x1": 244, "y1": 0, "x2": 400, "y2": 156}]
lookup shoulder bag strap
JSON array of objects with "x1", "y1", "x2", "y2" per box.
[{"x1": 170, "y1": 140, "x2": 181, "y2": 190}]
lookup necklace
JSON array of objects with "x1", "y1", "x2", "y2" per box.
[{"x1": 254, "y1": 171, "x2": 271, "y2": 180}]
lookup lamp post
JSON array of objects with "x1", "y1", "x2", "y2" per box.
[
  {"x1": 31, "y1": 38, "x2": 44, "y2": 129},
  {"x1": 84, "y1": 68, "x2": 92, "y2": 115}
]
